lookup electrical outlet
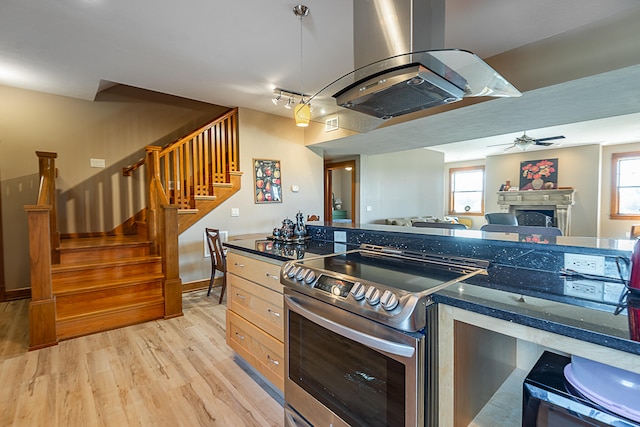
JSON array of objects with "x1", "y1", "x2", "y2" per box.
[
  {"x1": 334, "y1": 231, "x2": 347, "y2": 242},
  {"x1": 564, "y1": 253, "x2": 605, "y2": 276},
  {"x1": 603, "y1": 282, "x2": 626, "y2": 304},
  {"x1": 564, "y1": 279, "x2": 603, "y2": 301}
]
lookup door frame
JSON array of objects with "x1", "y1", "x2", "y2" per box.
[{"x1": 324, "y1": 160, "x2": 356, "y2": 222}]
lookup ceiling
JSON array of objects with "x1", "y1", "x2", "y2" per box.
[{"x1": 2, "y1": 0, "x2": 640, "y2": 162}]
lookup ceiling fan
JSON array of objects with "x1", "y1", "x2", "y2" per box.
[{"x1": 489, "y1": 132, "x2": 566, "y2": 151}]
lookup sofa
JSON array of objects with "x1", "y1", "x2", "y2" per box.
[
  {"x1": 385, "y1": 216, "x2": 435, "y2": 226},
  {"x1": 385, "y1": 216, "x2": 473, "y2": 229}
]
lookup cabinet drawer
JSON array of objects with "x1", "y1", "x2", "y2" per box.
[
  {"x1": 226, "y1": 310, "x2": 284, "y2": 392},
  {"x1": 227, "y1": 252, "x2": 282, "y2": 293},
  {"x1": 228, "y1": 275, "x2": 284, "y2": 341}
]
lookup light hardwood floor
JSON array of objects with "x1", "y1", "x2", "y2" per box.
[{"x1": 0, "y1": 288, "x2": 284, "y2": 426}]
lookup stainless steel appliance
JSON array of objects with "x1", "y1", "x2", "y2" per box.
[{"x1": 280, "y1": 244, "x2": 489, "y2": 427}]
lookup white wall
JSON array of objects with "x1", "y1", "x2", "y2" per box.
[
  {"x1": 360, "y1": 148, "x2": 445, "y2": 223},
  {"x1": 178, "y1": 108, "x2": 324, "y2": 283}
]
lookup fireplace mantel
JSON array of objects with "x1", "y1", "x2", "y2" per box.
[{"x1": 496, "y1": 189, "x2": 576, "y2": 235}]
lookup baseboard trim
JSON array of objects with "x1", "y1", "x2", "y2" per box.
[
  {"x1": 1, "y1": 280, "x2": 219, "y2": 301},
  {"x1": 182, "y1": 278, "x2": 219, "y2": 293},
  {"x1": 4, "y1": 288, "x2": 31, "y2": 301}
]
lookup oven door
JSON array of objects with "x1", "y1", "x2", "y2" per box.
[{"x1": 284, "y1": 289, "x2": 426, "y2": 427}]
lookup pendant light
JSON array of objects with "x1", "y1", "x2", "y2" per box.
[{"x1": 293, "y1": 5, "x2": 310, "y2": 127}]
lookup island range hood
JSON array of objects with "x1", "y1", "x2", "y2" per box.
[{"x1": 304, "y1": 0, "x2": 521, "y2": 132}]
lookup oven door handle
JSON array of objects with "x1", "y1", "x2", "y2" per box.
[{"x1": 286, "y1": 296, "x2": 415, "y2": 358}]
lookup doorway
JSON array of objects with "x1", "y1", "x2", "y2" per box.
[{"x1": 324, "y1": 160, "x2": 357, "y2": 223}]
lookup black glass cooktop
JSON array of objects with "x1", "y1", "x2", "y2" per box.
[{"x1": 297, "y1": 249, "x2": 484, "y2": 294}]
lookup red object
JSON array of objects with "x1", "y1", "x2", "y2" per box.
[
  {"x1": 628, "y1": 239, "x2": 640, "y2": 341},
  {"x1": 629, "y1": 239, "x2": 640, "y2": 290}
]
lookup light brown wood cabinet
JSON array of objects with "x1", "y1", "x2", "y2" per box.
[{"x1": 225, "y1": 251, "x2": 284, "y2": 392}]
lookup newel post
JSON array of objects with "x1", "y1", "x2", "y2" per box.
[
  {"x1": 145, "y1": 146, "x2": 162, "y2": 255},
  {"x1": 36, "y1": 151, "x2": 60, "y2": 263},
  {"x1": 24, "y1": 205, "x2": 57, "y2": 349},
  {"x1": 160, "y1": 204, "x2": 182, "y2": 318}
]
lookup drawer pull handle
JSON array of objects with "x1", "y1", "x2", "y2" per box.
[
  {"x1": 236, "y1": 293, "x2": 246, "y2": 300},
  {"x1": 268, "y1": 309, "x2": 280, "y2": 317},
  {"x1": 268, "y1": 355, "x2": 279, "y2": 366},
  {"x1": 235, "y1": 332, "x2": 245, "y2": 340},
  {"x1": 235, "y1": 263, "x2": 245, "y2": 268}
]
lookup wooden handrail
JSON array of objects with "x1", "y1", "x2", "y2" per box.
[
  {"x1": 125, "y1": 108, "x2": 239, "y2": 211},
  {"x1": 123, "y1": 108, "x2": 239, "y2": 177}
]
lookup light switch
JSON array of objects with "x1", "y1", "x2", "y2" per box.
[
  {"x1": 230, "y1": 208, "x2": 240, "y2": 217},
  {"x1": 90, "y1": 158, "x2": 106, "y2": 168}
]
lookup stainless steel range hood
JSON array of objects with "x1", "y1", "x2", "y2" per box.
[{"x1": 305, "y1": 0, "x2": 521, "y2": 133}]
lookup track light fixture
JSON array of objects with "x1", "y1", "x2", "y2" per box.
[
  {"x1": 284, "y1": 95, "x2": 294, "y2": 109},
  {"x1": 272, "y1": 91, "x2": 282, "y2": 105}
]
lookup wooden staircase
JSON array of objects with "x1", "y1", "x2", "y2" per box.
[
  {"x1": 26, "y1": 108, "x2": 241, "y2": 350},
  {"x1": 53, "y1": 235, "x2": 165, "y2": 340}
]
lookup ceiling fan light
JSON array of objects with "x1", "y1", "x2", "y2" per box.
[{"x1": 295, "y1": 102, "x2": 310, "y2": 127}]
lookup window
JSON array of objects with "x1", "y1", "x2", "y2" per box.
[
  {"x1": 611, "y1": 151, "x2": 640, "y2": 219},
  {"x1": 449, "y1": 166, "x2": 485, "y2": 215}
]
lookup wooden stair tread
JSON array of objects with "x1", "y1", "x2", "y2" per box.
[
  {"x1": 212, "y1": 182, "x2": 233, "y2": 188},
  {"x1": 54, "y1": 273, "x2": 165, "y2": 296},
  {"x1": 56, "y1": 296, "x2": 165, "y2": 322},
  {"x1": 52, "y1": 255, "x2": 161, "y2": 273},
  {"x1": 59, "y1": 235, "x2": 150, "y2": 249},
  {"x1": 194, "y1": 195, "x2": 216, "y2": 201},
  {"x1": 58, "y1": 240, "x2": 151, "y2": 253},
  {"x1": 177, "y1": 209, "x2": 198, "y2": 214}
]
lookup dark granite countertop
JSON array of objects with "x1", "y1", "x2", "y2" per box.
[
  {"x1": 224, "y1": 235, "x2": 640, "y2": 358},
  {"x1": 434, "y1": 282, "x2": 640, "y2": 357},
  {"x1": 225, "y1": 238, "x2": 357, "y2": 262}
]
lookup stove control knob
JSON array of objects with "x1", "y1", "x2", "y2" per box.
[
  {"x1": 365, "y1": 286, "x2": 381, "y2": 306},
  {"x1": 295, "y1": 268, "x2": 307, "y2": 281},
  {"x1": 303, "y1": 270, "x2": 316, "y2": 284},
  {"x1": 292, "y1": 266, "x2": 304, "y2": 280},
  {"x1": 380, "y1": 290, "x2": 399, "y2": 311},
  {"x1": 283, "y1": 263, "x2": 295, "y2": 278},
  {"x1": 350, "y1": 282, "x2": 365, "y2": 300},
  {"x1": 286, "y1": 263, "x2": 298, "y2": 278}
]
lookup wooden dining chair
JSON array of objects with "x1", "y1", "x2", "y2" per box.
[
  {"x1": 307, "y1": 214, "x2": 320, "y2": 221},
  {"x1": 205, "y1": 228, "x2": 227, "y2": 303},
  {"x1": 631, "y1": 225, "x2": 640, "y2": 239}
]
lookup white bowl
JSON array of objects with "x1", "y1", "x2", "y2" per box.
[{"x1": 565, "y1": 355, "x2": 640, "y2": 422}]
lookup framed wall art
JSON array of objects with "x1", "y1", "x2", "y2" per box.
[
  {"x1": 253, "y1": 158, "x2": 282, "y2": 203},
  {"x1": 519, "y1": 158, "x2": 558, "y2": 190}
]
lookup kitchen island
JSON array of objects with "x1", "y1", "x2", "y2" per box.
[{"x1": 224, "y1": 224, "x2": 639, "y2": 426}]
